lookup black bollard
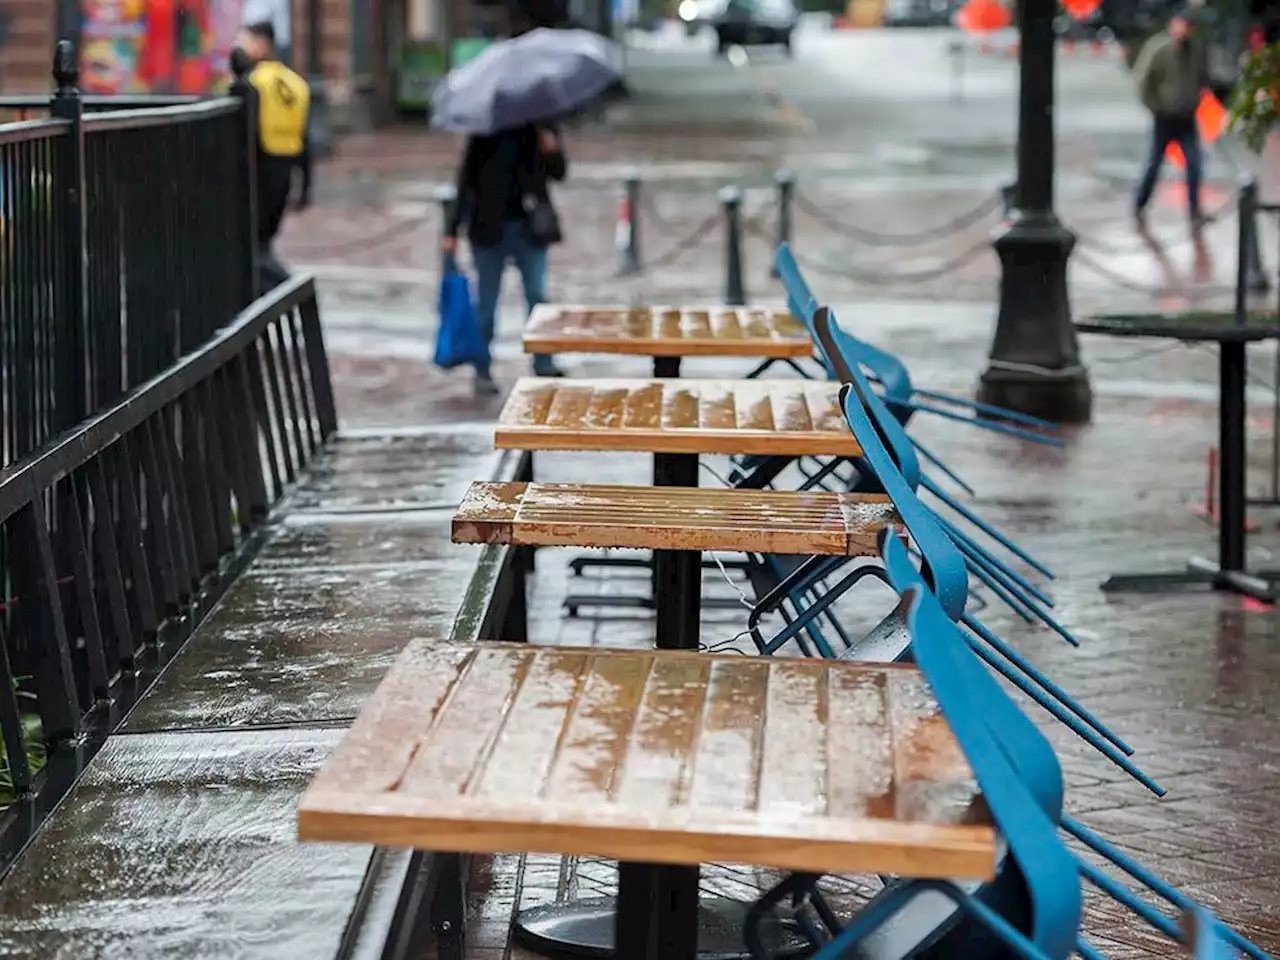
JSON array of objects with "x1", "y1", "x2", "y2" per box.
[
  {"x1": 720, "y1": 185, "x2": 746, "y2": 306},
  {"x1": 1240, "y1": 179, "x2": 1271, "y2": 295},
  {"x1": 770, "y1": 169, "x2": 794, "y2": 278},
  {"x1": 615, "y1": 166, "x2": 642, "y2": 277},
  {"x1": 434, "y1": 183, "x2": 458, "y2": 275}
]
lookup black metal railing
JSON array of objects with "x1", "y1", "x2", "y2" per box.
[
  {"x1": 0, "y1": 40, "x2": 256, "y2": 467},
  {"x1": 83, "y1": 100, "x2": 252, "y2": 407},
  {"x1": 0, "y1": 119, "x2": 74, "y2": 468},
  {"x1": 0, "y1": 275, "x2": 335, "y2": 864}
]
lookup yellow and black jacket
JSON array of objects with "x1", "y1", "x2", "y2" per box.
[{"x1": 248, "y1": 59, "x2": 313, "y2": 203}]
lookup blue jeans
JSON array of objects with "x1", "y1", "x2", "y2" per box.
[
  {"x1": 472, "y1": 220, "x2": 553, "y2": 377},
  {"x1": 1135, "y1": 114, "x2": 1202, "y2": 218}
]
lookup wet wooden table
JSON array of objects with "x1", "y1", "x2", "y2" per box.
[
  {"x1": 522, "y1": 305, "x2": 813, "y2": 378},
  {"x1": 453, "y1": 481, "x2": 900, "y2": 651},
  {"x1": 298, "y1": 641, "x2": 995, "y2": 960},
  {"x1": 494, "y1": 377, "x2": 864, "y2": 642}
]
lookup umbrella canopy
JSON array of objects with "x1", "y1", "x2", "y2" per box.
[{"x1": 432, "y1": 28, "x2": 623, "y2": 135}]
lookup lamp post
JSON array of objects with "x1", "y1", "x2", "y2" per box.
[
  {"x1": 977, "y1": 0, "x2": 1093, "y2": 422},
  {"x1": 307, "y1": 0, "x2": 334, "y2": 158}
]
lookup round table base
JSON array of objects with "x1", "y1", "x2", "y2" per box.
[{"x1": 511, "y1": 895, "x2": 811, "y2": 959}]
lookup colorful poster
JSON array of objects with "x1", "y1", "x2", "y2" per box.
[
  {"x1": 80, "y1": 0, "x2": 244, "y2": 95},
  {"x1": 80, "y1": 0, "x2": 153, "y2": 94}
]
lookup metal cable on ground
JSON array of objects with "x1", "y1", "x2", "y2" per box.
[{"x1": 791, "y1": 189, "x2": 1001, "y2": 247}]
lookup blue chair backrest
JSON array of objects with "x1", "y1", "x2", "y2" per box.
[
  {"x1": 814, "y1": 308, "x2": 967, "y2": 618},
  {"x1": 900, "y1": 579, "x2": 1081, "y2": 960},
  {"x1": 881, "y1": 533, "x2": 1064, "y2": 815},
  {"x1": 821, "y1": 310, "x2": 925, "y2": 489},
  {"x1": 774, "y1": 243, "x2": 916, "y2": 402}
]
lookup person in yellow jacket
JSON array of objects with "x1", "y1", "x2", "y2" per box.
[{"x1": 237, "y1": 21, "x2": 312, "y2": 288}]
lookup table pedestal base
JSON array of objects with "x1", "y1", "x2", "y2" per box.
[
  {"x1": 1101, "y1": 555, "x2": 1278, "y2": 603},
  {"x1": 512, "y1": 896, "x2": 811, "y2": 959}
]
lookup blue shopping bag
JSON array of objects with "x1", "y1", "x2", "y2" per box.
[{"x1": 434, "y1": 256, "x2": 490, "y2": 370}]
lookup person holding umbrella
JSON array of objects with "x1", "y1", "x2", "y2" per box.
[{"x1": 436, "y1": 12, "x2": 623, "y2": 395}]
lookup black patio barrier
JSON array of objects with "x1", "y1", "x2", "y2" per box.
[
  {"x1": 0, "y1": 275, "x2": 333, "y2": 866},
  {"x1": 0, "y1": 40, "x2": 255, "y2": 468}
]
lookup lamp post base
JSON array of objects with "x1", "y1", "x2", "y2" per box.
[{"x1": 979, "y1": 210, "x2": 1093, "y2": 423}]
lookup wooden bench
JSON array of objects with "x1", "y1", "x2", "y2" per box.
[
  {"x1": 298, "y1": 640, "x2": 996, "y2": 960},
  {"x1": 522, "y1": 304, "x2": 812, "y2": 377}
]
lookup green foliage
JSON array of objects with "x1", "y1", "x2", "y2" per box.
[
  {"x1": 1229, "y1": 42, "x2": 1280, "y2": 153},
  {"x1": 0, "y1": 686, "x2": 46, "y2": 808}
]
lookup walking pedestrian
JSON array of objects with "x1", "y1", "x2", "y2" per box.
[
  {"x1": 237, "y1": 21, "x2": 311, "y2": 293},
  {"x1": 441, "y1": 15, "x2": 568, "y2": 396},
  {"x1": 1132, "y1": 8, "x2": 1214, "y2": 228}
]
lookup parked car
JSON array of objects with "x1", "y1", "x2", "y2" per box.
[
  {"x1": 711, "y1": 0, "x2": 799, "y2": 55},
  {"x1": 884, "y1": 0, "x2": 959, "y2": 28},
  {"x1": 678, "y1": 0, "x2": 728, "y2": 36}
]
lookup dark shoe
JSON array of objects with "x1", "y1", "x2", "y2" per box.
[
  {"x1": 474, "y1": 374, "x2": 500, "y2": 397},
  {"x1": 532, "y1": 362, "x2": 566, "y2": 378}
]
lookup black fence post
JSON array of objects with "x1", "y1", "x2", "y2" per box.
[
  {"x1": 720, "y1": 186, "x2": 746, "y2": 306},
  {"x1": 771, "y1": 169, "x2": 794, "y2": 278},
  {"x1": 1240, "y1": 178, "x2": 1270, "y2": 295},
  {"x1": 50, "y1": 40, "x2": 89, "y2": 427},
  {"x1": 230, "y1": 48, "x2": 260, "y2": 303},
  {"x1": 434, "y1": 184, "x2": 458, "y2": 275},
  {"x1": 616, "y1": 167, "x2": 641, "y2": 277}
]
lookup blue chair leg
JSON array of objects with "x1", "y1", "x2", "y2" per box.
[
  {"x1": 950, "y1": 524, "x2": 1054, "y2": 608},
  {"x1": 960, "y1": 632, "x2": 1163, "y2": 796},
  {"x1": 922, "y1": 474, "x2": 1054, "y2": 579},
  {"x1": 963, "y1": 614, "x2": 1134, "y2": 756},
  {"x1": 911, "y1": 386, "x2": 1061, "y2": 432},
  {"x1": 888, "y1": 396, "x2": 1065, "y2": 448},
  {"x1": 1062, "y1": 818, "x2": 1271, "y2": 960},
  {"x1": 912, "y1": 436, "x2": 977, "y2": 497}
]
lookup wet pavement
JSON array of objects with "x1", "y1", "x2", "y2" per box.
[{"x1": 4, "y1": 24, "x2": 1280, "y2": 960}]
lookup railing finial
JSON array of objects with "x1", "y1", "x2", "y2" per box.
[{"x1": 53, "y1": 39, "x2": 78, "y2": 93}]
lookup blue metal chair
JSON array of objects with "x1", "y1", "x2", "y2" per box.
[
  {"x1": 750, "y1": 307, "x2": 1086, "y2": 664},
  {"x1": 774, "y1": 242, "x2": 1062, "y2": 447},
  {"x1": 747, "y1": 541, "x2": 1272, "y2": 960},
  {"x1": 750, "y1": 357, "x2": 1154, "y2": 794},
  {"x1": 747, "y1": 576, "x2": 1082, "y2": 960}
]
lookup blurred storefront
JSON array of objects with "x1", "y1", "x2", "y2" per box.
[
  {"x1": 78, "y1": 0, "x2": 252, "y2": 94},
  {"x1": 0, "y1": 0, "x2": 609, "y2": 122}
]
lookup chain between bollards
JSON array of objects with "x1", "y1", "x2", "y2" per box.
[
  {"x1": 770, "y1": 169, "x2": 794, "y2": 279},
  {"x1": 720, "y1": 185, "x2": 746, "y2": 306},
  {"x1": 615, "y1": 166, "x2": 642, "y2": 277}
]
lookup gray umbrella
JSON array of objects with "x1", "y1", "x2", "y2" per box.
[{"x1": 431, "y1": 28, "x2": 623, "y2": 135}]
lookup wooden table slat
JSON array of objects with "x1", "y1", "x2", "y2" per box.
[
  {"x1": 495, "y1": 378, "x2": 861, "y2": 457},
  {"x1": 523, "y1": 305, "x2": 812, "y2": 358},
  {"x1": 299, "y1": 642, "x2": 995, "y2": 881},
  {"x1": 452, "y1": 481, "x2": 900, "y2": 556}
]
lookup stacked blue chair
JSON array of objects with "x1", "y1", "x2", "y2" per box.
[
  {"x1": 749, "y1": 319, "x2": 1156, "y2": 794},
  {"x1": 740, "y1": 361, "x2": 1273, "y2": 959}
]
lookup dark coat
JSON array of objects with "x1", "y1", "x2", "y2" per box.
[{"x1": 445, "y1": 123, "x2": 567, "y2": 249}]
